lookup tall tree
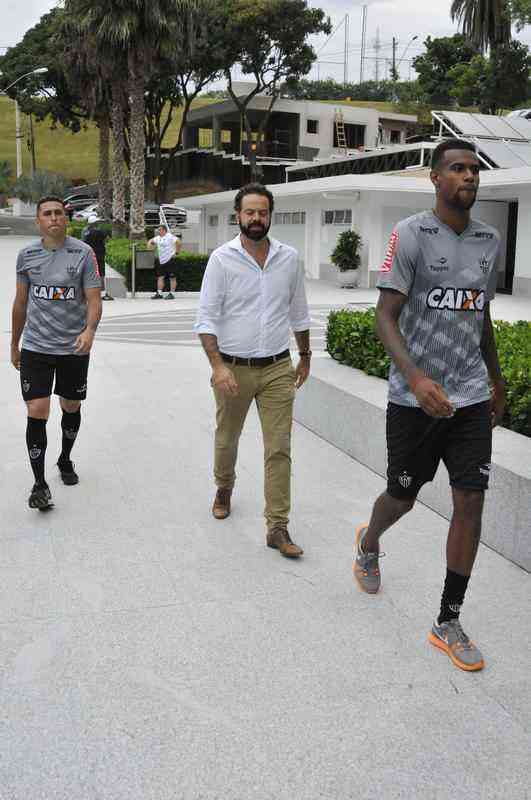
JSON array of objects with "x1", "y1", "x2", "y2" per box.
[
  {"x1": 223, "y1": 0, "x2": 331, "y2": 172},
  {"x1": 413, "y1": 35, "x2": 478, "y2": 105},
  {"x1": 510, "y1": 0, "x2": 531, "y2": 29},
  {"x1": 66, "y1": 0, "x2": 192, "y2": 239},
  {"x1": 450, "y1": 0, "x2": 511, "y2": 52}
]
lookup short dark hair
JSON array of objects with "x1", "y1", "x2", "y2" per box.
[
  {"x1": 36, "y1": 195, "x2": 66, "y2": 214},
  {"x1": 431, "y1": 139, "x2": 478, "y2": 170},
  {"x1": 234, "y1": 183, "x2": 274, "y2": 213},
  {"x1": 159, "y1": 223, "x2": 168, "y2": 231}
]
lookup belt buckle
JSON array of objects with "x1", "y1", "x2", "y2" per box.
[
  {"x1": 272, "y1": 354, "x2": 278, "y2": 363},
  {"x1": 247, "y1": 358, "x2": 252, "y2": 367}
]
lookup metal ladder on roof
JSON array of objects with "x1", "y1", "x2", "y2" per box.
[{"x1": 334, "y1": 109, "x2": 348, "y2": 153}]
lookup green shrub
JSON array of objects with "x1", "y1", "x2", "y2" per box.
[
  {"x1": 330, "y1": 229, "x2": 362, "y2": 272},
  {"x1": 326, "y1": 308, "x2": 531, "y2": 437},
  {"x1": 327, "y1": 308, "x2": 390, "y2": 378},
  {"x1": 493, "y1": 320, "x2": 531, "y2": 437},
  {"x1": 105, "y1": 237, "x2": 208, "y2": 292}
]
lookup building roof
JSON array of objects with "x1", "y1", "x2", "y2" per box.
[{"x1": 176, "y1": 165, "x2": 531, "y2": 208}]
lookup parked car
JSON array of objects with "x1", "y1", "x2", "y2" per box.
[
  {"x1": 73, "y1": 203, "x2": 102, "y2": 222},
  {"x1": 63, "y1": 193, "x2": 97, "y2": 219}
]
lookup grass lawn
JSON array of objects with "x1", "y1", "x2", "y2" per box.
[{"x1": 0, "y1": 96, "x2": 216, "y2": 185}]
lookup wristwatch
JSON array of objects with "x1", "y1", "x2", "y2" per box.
[{"x1": 298, "y1": 350, "x2": 312, "y2": 358}]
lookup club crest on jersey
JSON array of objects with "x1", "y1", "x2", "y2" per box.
[
  {"x1": 479, "y1": 255, "x2": 490, "y2": 274},
  {"x1": 67, "y1": 264, "x2": 78, "y2": 276},
  {"x1": 427, "y1": 287, "x2": 485, "y2": 311},
  {"x1": 398, "y1": 471, "x2": 413, "y2": 488},
  {"x1": 33, "y1": 285, "x2": 76, "y2": 301},
  {"x1": 381, "y1": 229, "x2": 399, "y2": 272}
]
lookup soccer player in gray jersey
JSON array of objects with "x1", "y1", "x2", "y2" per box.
[
  {"x1": 11, "y1": 196, "x2": 102, "y2": 510},
  {"x1": 353, "y1": 139, "x2": 505, "y2": 672}
]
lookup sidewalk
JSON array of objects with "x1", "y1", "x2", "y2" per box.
[{"x1": 1, "y1": 236, "x2": 530, "y2": 799}]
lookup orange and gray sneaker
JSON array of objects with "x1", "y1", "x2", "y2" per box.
[
  {"x1": 428, "y1": 619, "x2": 485, "y2": 672},
  {"x1": 353, "y1": 524, "x2": 384, "y2": 594}
]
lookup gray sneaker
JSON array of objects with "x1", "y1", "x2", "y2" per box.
[
  {"x1": 428, "y1": 619, "x2": 485, "y2": 672},
  {"x1": 353, "y1": 524, "x2": 384, "y2": 594}
]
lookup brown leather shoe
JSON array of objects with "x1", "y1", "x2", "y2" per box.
[
  {"x1": 266, "y1": 526, "x2": 303, "y2": 558},
  {"x1": 212, "y1": 488, "x2": 232, "y2": 519}
]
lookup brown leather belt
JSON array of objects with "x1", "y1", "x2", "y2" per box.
[{"x1": 220, "y1": 349, "x2": 290, "y2": 367}]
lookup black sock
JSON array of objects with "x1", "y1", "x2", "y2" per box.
[
  {"x1": 438, "y1": 569, "x2": 470, "y2": 624},
  {"x1": 26, "y1": 417, "x2": 47, "y2": 485},
  {"x1": 60, "y1": 408, "x2": 81, "y2": 462}
]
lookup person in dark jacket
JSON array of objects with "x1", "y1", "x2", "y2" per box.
[{"x1": 83, "y1": 215, "x2": 113, "y2": 300}]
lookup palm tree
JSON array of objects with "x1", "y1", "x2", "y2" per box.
[
  {"x1": 451, "y1": 0, "x2": 511, "y2": 52},
  {"x1": 62, "y1": 1, "x2": 128, "y2": 234},
  {"x1": 62, "y1": 0, "x2": 193, "y2": 239}
]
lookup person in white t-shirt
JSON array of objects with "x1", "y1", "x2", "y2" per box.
[{"x1": 148, "y1": 224, "x2": 181, "y2": 299}]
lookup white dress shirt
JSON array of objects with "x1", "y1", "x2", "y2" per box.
[{"x1": 195, "y1": 234, "x2": 311, "y2": 357}]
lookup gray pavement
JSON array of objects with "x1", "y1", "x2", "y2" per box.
[{"x1": 1, "y1": 236, "x2": 530, "y2": 800}]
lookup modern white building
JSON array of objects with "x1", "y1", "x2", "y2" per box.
[
  {"x1": 183, "y1": 95, "x2": 417, "y2": 160},
  {"x1": 177, "y1": 166, "x2": 531, "y2": 297}
]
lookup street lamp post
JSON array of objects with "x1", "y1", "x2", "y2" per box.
[{"x1": 0, "y1": 67, "x2": 48, "y2": 177}]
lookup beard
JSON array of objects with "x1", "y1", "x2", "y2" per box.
[
  {"x1": 239, "y1": 220, "x2": 271, "y2": 241},
  {"x1": 451, "y1": 188, "x2": 477, "y2": 211}
]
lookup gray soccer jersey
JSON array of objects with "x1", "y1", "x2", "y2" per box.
[
  {"x1": 377, "y1": 210, "x2": 501, "y2": 408},
  {"x1": 16, "y1": 236, "x2": 102, "y2": 355}
]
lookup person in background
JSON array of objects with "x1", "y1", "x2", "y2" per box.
[
  {"x1": 83, "y1": 214, "x2": 113, "y2": 300},
  {"x1": 148, "y1": 224, "x2": 181, "y2": 299}
]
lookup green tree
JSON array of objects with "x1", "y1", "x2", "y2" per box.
[
  {"x1": 67, "y1": 0, "x2": 194, "y2": 239},
  {"x1": 413, "y1": 35, "x2": 478, "y2": 105},
  {"x1": 510, "y1": 0, "x2": 531, "y2": 28},
  {"x1": 13, "y1": 170, "x2": 68, "y2": 203},
  {"x1": 0, "y1": 9, "x2": 89, "y2": 132},
  {"x1": 0, "y1": 161, "x2": 13, "y2": 201},
  {"x1": 450, "y1": 0, "x2": 511, "y2": 52},
  {"x1": 223, "y1": 0, "x2": 331, "y2": 172},
  {"x1": 449, "y1": 40, "x2": 530, "y2": 112}
]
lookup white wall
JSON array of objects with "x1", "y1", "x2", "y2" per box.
[
  {"x1": 297, "y1": 102, "x2": 380, "y2": 155},
  {"x1": 513, "y1": 188, "x2": 531, "y2": 296}
]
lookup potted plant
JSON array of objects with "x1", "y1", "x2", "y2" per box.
[{"x1": 330, "y1": 229, "x2": 362, "y2": 288}]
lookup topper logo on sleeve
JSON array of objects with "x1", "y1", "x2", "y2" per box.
[
  {"x1": 426, "y1": 287, "x2": 485, "y2": 311},
  {"x1": 381, "y1": 229, "x2": 399, "y2": 272},
  {"x1": 33, "y1": 285, "x2": 76, "y2": 300}
]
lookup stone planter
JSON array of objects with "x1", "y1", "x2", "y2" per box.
[{"x1": 336, "y1": 268, "x2": 359, "y2": 288}]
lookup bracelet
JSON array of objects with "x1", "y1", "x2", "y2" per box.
[{"x1": 298, "y1": 350, "x2": 312, "y2": 357}]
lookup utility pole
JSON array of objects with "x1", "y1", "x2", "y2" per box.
[
  {"x1": 360, "y1": 5, "x2": 368, "y2": 85},
  {"x1": 15, "y1": 100, "x2": 23, "y2": 177},
  {"x1": 392, "y1": 36, "x2": 398, "y2": 82},
  {"x1": 29, "y1": 113, "x2": 36, "y2": 176},
  {"x1": 344, "y1": 13, "x2": 349, "y2": 86},
  {"x1": 373, "y1": 26, "x2": 381, "y2": 82}
]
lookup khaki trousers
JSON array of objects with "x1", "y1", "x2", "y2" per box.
[{"x1": 213, "y1": 357, "x2": 296, "y2": 531}]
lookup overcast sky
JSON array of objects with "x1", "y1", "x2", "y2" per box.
[{"x1": 3, "y1": 0, "x2": 531, "y2": 85}]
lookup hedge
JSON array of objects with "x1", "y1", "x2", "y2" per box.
[
  {"x1": 105, "y1": 237, "x2": 208, "y2": 292},
  {"x1": 326, "y1": 308, "x2": 531, "y2": 438}
]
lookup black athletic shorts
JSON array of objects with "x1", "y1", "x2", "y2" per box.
[
  {"x1": 20, "y1": 349, "x2": 90, "y2": 401},
  {"x1": 386, "y1": 400, "x2": 492, "y2": 499},
  {"x1": 154, "y1": 257, "x2": 177, "y2": 278}
]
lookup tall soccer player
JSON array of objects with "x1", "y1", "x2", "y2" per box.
[
  {"x1": 354, "y1": 140, "x2": 505, "y2": 672},
  {"x1": 11, "y1": 196, "x2": 102, "y2": 510}
]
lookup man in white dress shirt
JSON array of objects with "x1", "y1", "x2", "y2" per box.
[{"x1": 195, "y1": 183, "x2": 311, "y2": 558}]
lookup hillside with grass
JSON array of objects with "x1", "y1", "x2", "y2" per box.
[{"x1": 0, "y1": 96, "x2": 217, "y2": 185}]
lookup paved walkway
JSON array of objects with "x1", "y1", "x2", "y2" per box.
[{"x1": 1, "y1": 236, "x2": 530, "y2": 799}]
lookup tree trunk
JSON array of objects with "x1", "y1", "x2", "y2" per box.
[
  {"x1": 128, "y1": 50, "x2": 146, "y2": 241},
  {"x1": 111, "y1": 88, "x2": 127, "y2": 238},
  {"x1": 98, "y1": 117, "x2": 112, "y2": 220}
]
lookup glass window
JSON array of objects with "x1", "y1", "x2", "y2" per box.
[
  {"x1": 307, "y1": 119, "x2": 319, "y2": 134},
  {"x1": 208, "y1": 215, "x2": 219, "y2": 227},
  {"x1": 323, "y1": 209, "x2": 353, "y2": 225}
]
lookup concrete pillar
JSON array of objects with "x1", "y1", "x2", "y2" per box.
[
  {"x1": 513, "y1": 190, "x2": 531, "y2": 297},
  {"x1": 199, "y1": 209, "x2": 208, "y2": 254},
  {"x1": 212, "y1": 115, "x2": 221, "y2": 150},
  {"x1": 366, "y1": 194, "x2": 385, "y2": 288},
  {"x1": 304, "y1": 199, "x2": 322, "y2": 279}
]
